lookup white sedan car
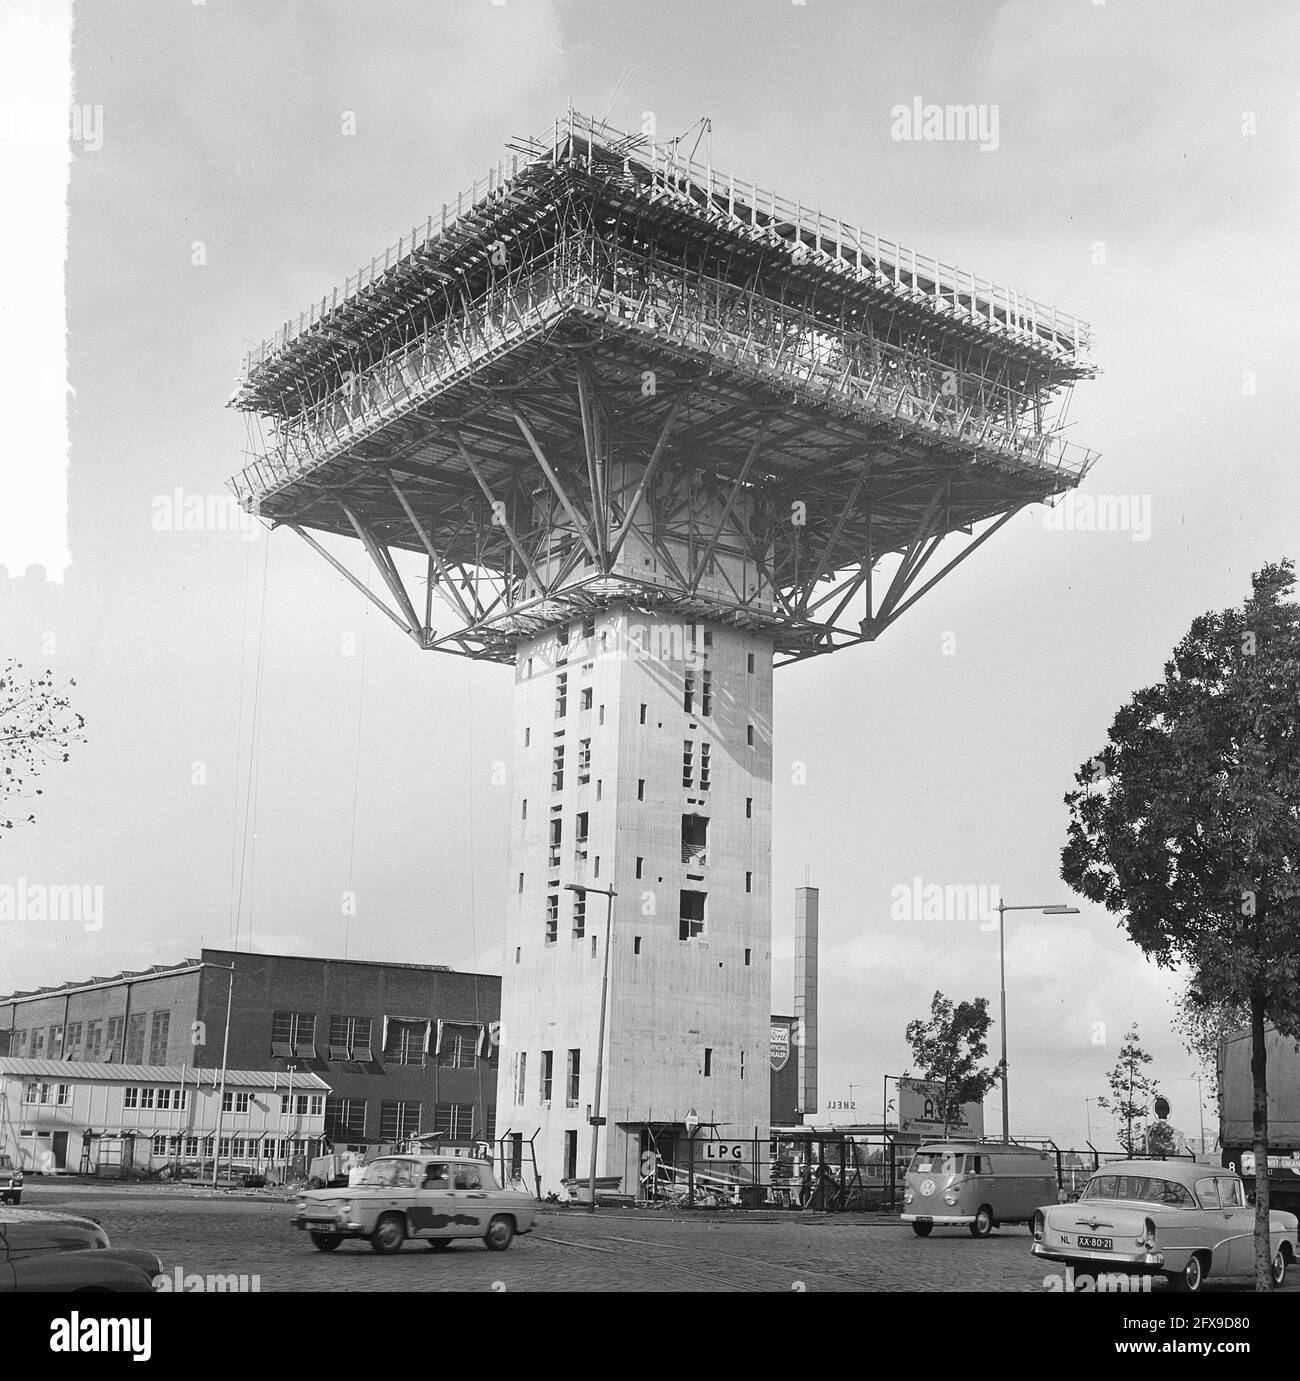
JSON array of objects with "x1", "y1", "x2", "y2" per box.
[{"x1": 1032, "y1": 1159, "x2": 1298, "y2": 1291}]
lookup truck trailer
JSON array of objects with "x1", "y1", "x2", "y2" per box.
[{"x1": 1218, "y1": 1024, "x2": 1300, "y2": 1212}]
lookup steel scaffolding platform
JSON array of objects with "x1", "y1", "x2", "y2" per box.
[{"x1": 227, "y1": 111, "x2": 1098, "y2": 664}]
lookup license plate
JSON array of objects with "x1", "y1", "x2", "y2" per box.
[
  {"x1": 1077, "y1": 1235, "x2": 1112, "y2": 1250},
  {"x1": 304, "y1": 1220, "x2": 336, "y2": 1230}
]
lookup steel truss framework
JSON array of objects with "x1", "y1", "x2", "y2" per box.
[{"x1": 228, "y1": 114, "x2": 1098, "y2": 666}]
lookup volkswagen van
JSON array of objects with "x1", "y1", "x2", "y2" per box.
[{"x1": 902, "y1": 1141, "x2": 1058, "y2": 1237}]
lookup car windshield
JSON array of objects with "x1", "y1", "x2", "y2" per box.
[
  {"x1": 909, "y1": 1151, "x2": 962, "y2": 1176},
  {"x1": 360, "y1": 1159, "x2": 416, "y2": 1187},
  {"x1": 1081, "y1": 1174, "x2": 1194, "y2": 1206}
]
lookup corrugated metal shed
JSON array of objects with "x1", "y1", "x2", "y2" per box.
[{"x1": 0, "y1": 1058, "x2": 329, "y2": 1089}]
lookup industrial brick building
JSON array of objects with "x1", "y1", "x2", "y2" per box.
[{"x1": 0, "y1": 949, "x2": 500, "y2": 1152}]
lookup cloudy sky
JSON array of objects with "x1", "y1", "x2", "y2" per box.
[{"x1": 3, "y1": 0, "x2": 1297, "y2": 1150}]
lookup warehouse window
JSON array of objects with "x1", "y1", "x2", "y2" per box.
[
  {"x1": 148, "y1": 1011, "x2": 170, "y2": 1065},
  {"x1": 105, "y1": 1016, "x2": 124, "y2": 1061},
  {"x1": 540, "y1": 1050, "x2": 554, "y2": 1105},
  {"x1": 575, "y1": 811, "x2": 589, "y2": 860},
  {"x1": 63, "y1": 1021, "x2": 83, "y2": 1060},
  {"x1": 384, "y1": 1019, "x2": 426, "y2": 1066},
  {"x1": 746, "y1": 796, "x2": 752, "y2": 818},
  {"x1": 572, "y1": 890, "x2": 586, "y2": 938},
  {"x1": 271, "y1": 1012, "x2": 316, "y2": 1060},
  {"x1": 703, "y1": 1048, "x2": 713, "y2": 1077},
  {"x1": 701, "y1": 669, "x2": 712, "y2": 717},
  {"x1": 700, "y1": 743, "x2": 711, "y2": 790},
  {"x1": 221, "y1": 1090, "x2": 251, "y2": 1114},
  {"x1": 747, "y1": 724, "x2": 754, "y2": 746},
  {"x1": 555, "y1": 672, "x2": 568, "y2": 719},
  {"x1": 683, "y1": 671, "x2": 695, "y2": 714},
  {"x1": 379, "y1": 1101, "x2": 421, "y2": 1140},
  {"x1": 124, "y1": 1013, "x2": 147, "y2": 1064},
  {"x1": 745, "y1": 871, "x2": 752, "y2": 893},
  {"x1": 433, "y1": 1102, "x2": 475, "y2": 1140},
  {"x1": 84, "y1": 1021, "x2": 101, "y2": 1061},
  {"x1": 438, "y1": 1024, "x2": 480, "y2": 1069},
  {"x1": 514, "y1": 1052, "x2": 527, "y2": 1105},
  {"x1": 577, "y1": 738, "x2": 591, "y2": 782},
  {"x1": 682, "y1": 739, "x2": 693, "y2": 788},
  {"x1": 552, "y1": 742, "x2": 565, "y2": 791},
  {"x1": 580, "y1": 686, "x2": 593, "y2": 712},
  {"x1": 564, "y1": 1130, "x2": 578, "y2": 1181},
  {"x1": 747, "y1": 653, "x2": 755, "y2": 673},
  {"x1": 637, "y1": 779, "x2": 645, "y2": 801}
]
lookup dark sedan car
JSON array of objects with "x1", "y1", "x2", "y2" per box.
[{"x1": 0, "y1": 1207, "x2": 162, "y2": 1292}]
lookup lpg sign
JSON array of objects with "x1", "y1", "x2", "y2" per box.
[{"x1": 699, "y1": 1141, "x2": 746, "y2": 1162}]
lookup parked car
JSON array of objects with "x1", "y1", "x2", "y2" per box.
[
  {"x1": 902, "y1": 1142, "x2": 1059, "y2": 1237},
  {"x1": 292, "y1": 1153, "x2": 536, "y2": 1254},
  {"x1": 0, "y1": 1207, "x2": 163, "y2": 1292},
  {"x1": 0, "y1": 1154, "x2": 22, "y2": 1205},
  {"x1": 1032, "y1": 1158, "x2": 1299, "y2": 1291}
]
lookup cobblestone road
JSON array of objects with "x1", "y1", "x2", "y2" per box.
[{"x1": 19, "y1": 1181, "x2": 1280, "y2": 1294}]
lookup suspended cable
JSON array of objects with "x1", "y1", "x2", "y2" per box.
[
  {"x1": 343, "y1": 556, "x2": 372, "y2": 960},
  {"x1": 232, "y1": 535, "x2": 271, "y2": 952}
]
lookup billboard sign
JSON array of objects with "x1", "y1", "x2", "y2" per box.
[
  {"x1": 770, "y1": 1023, "x2": 790, "y2": 1072},
  {"x1": 898, "y1": 1078, "x2": 984, "y2": 1140}
]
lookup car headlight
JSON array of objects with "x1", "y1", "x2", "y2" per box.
[
  {"x1": 942, "y1": 1190, "x2": 958, "y2": 1206},
  {"x1": 903, "y1": 1189, "x2": 913, "y2": 1205},
  {"x1": 295, "y1": 1198, "x2": 307, "y2": 1211},
  {"x1": 1033, "y1": 1210, "x2": 1045, "y2": 1242},
  {"x1": 338, "y1": 1201, "x2": 352, "y2": 1218}
]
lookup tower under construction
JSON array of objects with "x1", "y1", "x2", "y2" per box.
[{"x1": 228, "y1": 112, "x2": 1097, "y2": 1194}]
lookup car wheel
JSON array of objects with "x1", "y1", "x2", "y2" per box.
[
  {"x1": 1272, "y1": 1247, "x2": 1288, "y2": 1288},
  {"x1": 484, "y1": 1215, "x2": 515, "y2": 1251},
  {"x1": 1173, "y1": 1254, "x2": 1206, "y2": 1292},
  {"x1": 969, "y1": 1206, "x2": 994, "y2": 1238},
  {"x1": 309, "y1": 1231, "x2": 342, "y2": 1252},
  {"x1": 428, "y1": 1239, "x2": 453, "y2": 1252},
  {"x1": 370, "y1": 1213, "x2": 406, "y2": 1255},
  {"x1": 911, "y1": 1221, "x2": 932, "y2": 1237}
]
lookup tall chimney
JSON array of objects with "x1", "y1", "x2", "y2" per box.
[{"x1": 794, "y1": 885, "x2": 819, "y2": 1118}]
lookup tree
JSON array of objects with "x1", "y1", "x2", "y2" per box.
[
  {"x1": 1171, "y1": 981, "x2": 1248, "y2": 1114},
  {"x1": 904, "y1": 991, "x2": 1002, "y2": 1133},
  {"x1": 1062, "y1": 560, "x2": 1300, "y2": 1290},
  {"x1": 1096, "y1": 1023, "x2": 1160, "y2": 1154},
  {"x1": 1, "y1": 662, "x2": 85, "y2": 831}
]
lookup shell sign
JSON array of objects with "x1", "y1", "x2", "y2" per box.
[{"x1": 770, "y1": 1023, "x2": 791, "y2": 1072}]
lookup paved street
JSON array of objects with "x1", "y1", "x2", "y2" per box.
[{"x1": 18, "y1": 1180, "x2": 1270, "y2": 1294}]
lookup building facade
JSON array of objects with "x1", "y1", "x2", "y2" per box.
[
  {"x1": 0, "y1": 949, "x2": 500, "y2": 1153},
  {"x1": 0, "y1": 1057, "x2": 328, "y2": 1177}
]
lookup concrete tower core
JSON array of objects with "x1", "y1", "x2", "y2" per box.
[
  {"x1": 226, "y1": 113, "x2": 1097, "y2": 1195},
  {"x1": 504, "y1": 608, "x2": 772, "y2": 1189}
]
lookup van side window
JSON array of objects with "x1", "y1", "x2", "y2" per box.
[{"x1": 970, "y1": 1155, "x2": 982, "y2": 1174}]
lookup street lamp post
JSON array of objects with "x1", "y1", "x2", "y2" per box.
[
  {"x1": 996, "y1": 901, "x2": 1079, "y2": 1143},
  {"x1": 565, "y1": 882, "x2": 617, "y2": 1213}
]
